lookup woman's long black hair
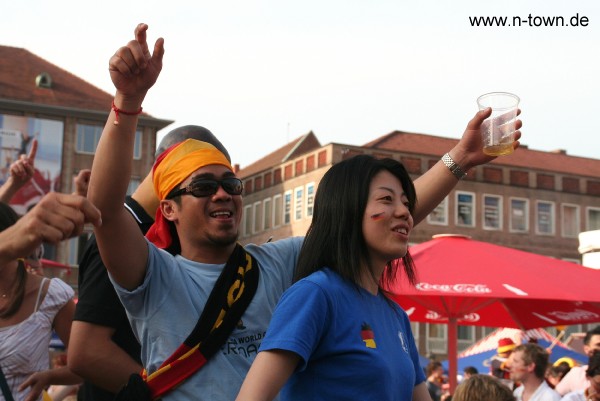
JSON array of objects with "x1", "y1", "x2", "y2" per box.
[
  {"x1": 0, "y1": 202, "x2": 28, "y2": 318},
  {"x1": 293, "y1": 155, "x2": 418, "y2": 290}
]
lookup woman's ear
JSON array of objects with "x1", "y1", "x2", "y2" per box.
[{"x1": 160, "y1": 199, "x2": 178, "y2": 222}]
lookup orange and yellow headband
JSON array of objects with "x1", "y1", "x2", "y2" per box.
[
  {"x1": 152, "y1": 139, "x2": 233, "y2": 201},
  {"x1": 146, "y1": 139, "x2": 233, "y2": 249}
]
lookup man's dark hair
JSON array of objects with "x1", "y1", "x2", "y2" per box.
[
  {"x1": 584, "y1": 326, "x2": 600, "y2": 345},
  {"x1": 156, "y1": 125, "x2": 231, "y2": 162},
  {"x1": 426, "y1": 361, "x2": 443, "y2": 377},
  {"x1": 464, "y1": 366, "x2": 479, "y2": 375},
  {"x1": 514, "y1": 343, "x2": 549, "y2": 379},
  {"x1": 587, "y1": 350, "x2": 600, "y2": 378}
]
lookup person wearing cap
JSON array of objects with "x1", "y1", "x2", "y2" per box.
[
  {"x1": 67, "y1": 126, "x2": 230, "y2": 401},
  {"x1": 491, "y1": 338, "x2": 517, "y2": 380},
  {"x1": 508, "y1": 343, "x2": 561, "y2": 401},
  {"x1": 87, "y1": 23, "x2": 521, "y2": 401}
]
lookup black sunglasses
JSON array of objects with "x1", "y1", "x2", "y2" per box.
[{"x1": 167, "y1": 177, "x2": 244, "y2": 199}]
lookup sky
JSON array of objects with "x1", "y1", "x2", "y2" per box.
[{"x1": 3, "y1": 0, "x2": 599, "y2": 168}]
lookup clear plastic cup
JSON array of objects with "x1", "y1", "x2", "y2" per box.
[{"x1": 477, "y1": 92, "x2": 520, "y2": 156}]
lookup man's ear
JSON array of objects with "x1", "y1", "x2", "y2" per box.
[{"x1": 160, "y1": 199, "x2": 178, "y2": 222}]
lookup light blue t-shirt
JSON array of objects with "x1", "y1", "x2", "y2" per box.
[
  {"x1": 260, "y1": 268, "x2": 425, "y2": 401},
  {"x1": 112, "y1": 237, "x2": 303, "y2": 401}
]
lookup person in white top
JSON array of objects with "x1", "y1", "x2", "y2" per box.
[
  {"x1": 561, "y1": 350, "x2": 600, "y2": 401},
  {"x1": 555, "y1": 326, "x2": 600, "y2": 396},
  {"x1": 509, "y1": 343, "x2": 561, "y2": 401}
]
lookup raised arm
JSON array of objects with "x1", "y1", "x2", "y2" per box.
[
  {"x1": 72, "y1": 169, "x2": 91, "y2": 197},
  {"x1": 411, "y1": 108, "x2": 522, "y2": 225},
  {"x1": 0, "y1": 139, "x2": 37, "y2": 203},
  {"x1": 87, "y1": 23, "x2": 164, "y2": 290}
]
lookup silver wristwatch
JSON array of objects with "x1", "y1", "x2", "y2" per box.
[{"x1": 442, "y1": 153, "x2": 467, "y2": 180}]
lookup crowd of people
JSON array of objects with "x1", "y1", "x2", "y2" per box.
[{"x1": 3, "y1": 20, "x2": 595, "y2": 401}]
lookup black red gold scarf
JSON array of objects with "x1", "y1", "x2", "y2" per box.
[{"x1": 116, "y1": 243, "x2": 259, "y2": 400}]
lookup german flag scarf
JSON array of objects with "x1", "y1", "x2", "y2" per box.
[{"x1": 116, "y1": 243, "x2": 259, "y2": 401}]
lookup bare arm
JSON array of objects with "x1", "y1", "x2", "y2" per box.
[
  {"x1": 68, "y1": 322, "x2": 143, "y2": 393},
  {"x1": 235, "y1": 350, "x2": 301, "y2": 401},
  {"x1": 411, "y1": 108, "x2": 522, "y2": 225},
  {"x1": 19, "y1": 367, "x2": 82, "y2": 401},
  {"x1": 88, "y1": 23, "x2": 164, "y2": 290},
  {"x1": 412, "y1": 382, "x2": 434, "y2": 401},
  {"x1": 53, "y1": 299, "x2": 76, "y2": 348},
  {"x1": 0, "y1": 192, "x2": 101, "y2": 265},
  {"x1": 0, "y1": 139, "x2": 37, "y2": 203}
]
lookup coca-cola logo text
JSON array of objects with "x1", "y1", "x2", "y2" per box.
[
  {"x1": 548, "y1": 309, "x2": 600, "y2": 321},
  {"x1": 424, "y1": 310, "x2": 481, "y2": 322},
  {"x1": 416, "y1": 283, "x2": 491, "y2": 294}
]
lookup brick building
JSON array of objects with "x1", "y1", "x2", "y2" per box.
[
  {"x1": 237, "y1": 129, "x2": 600, "y2": 355},
  {"x1": 0, "y1": 45, "x2": 172, "y2": 287}
]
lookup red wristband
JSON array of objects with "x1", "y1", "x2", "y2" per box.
[{"x1": 111, "y1": 100, "x2": 143, "y2": 125}]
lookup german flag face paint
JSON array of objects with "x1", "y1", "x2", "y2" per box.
[{"x1": 370, "y1": 212, "x2": 385, "y2": 221}]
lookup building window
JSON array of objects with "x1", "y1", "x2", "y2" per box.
[
  {"x1": 510, "y1": 198, "x2": 529, "y2": 233},
  {"x1": 456, "y1": 192, "x2": 475, "y2": 227},
  {"x1": 77, "y1": 124, "x2": 142, "y2": 157},
  {"x1": 587, "y1": 207, "x2": 600, "y2": 231},
  {"x1": 76, "y1": 124, "x2": 102, "y2": 154},
  {"x1": 294, "y1": 187, "x2": 304, "y2": 221},
  {"x1": 253, "y1": 201, "x2": 262, "y2": 233},
  {"x1": 457, "y1": 326, "x2": 475, "y2": 352},
  {"x1": 244, "y1": 205, "x2": 253, "y2": 237},
  {"x1": 306, "y1": 182, "x2": 315, "y2": 218},
  {"x1": 283, "y1": 191, "x2": 292, "y2": 225},
  {"x1": 536, "y1": 200, "x2": 555, "y2": 235},
  {"x1": 133, "y1": 130, "x2": 142, "y2": 160},
  {"x1": 263, "y1": 198, "x2": 272, "y2": 230},
  {"x1": 410, "y1": 321, "x2": 419, "y2": 344},
  {"x1": 483, "y1": 194, "x2": 502, "y2": 230},
  {"x1": 426, "y1": 324, "x2": 447, "y2": 354},
  {"x1": 561, "y1": 204, "x2": 580, "y2": 238},
  {"x1": 273, "y1": 194, "x2": 282, "y2": 227},
  {"x1": 427, "y1": 197, "x2": 448, "y2": 226},
  {"x1": 483, "y1": 327, "x2": 496, "y2": 336},
  {"x1": 126, "y1": 178, "x2": 141, "y2": 196}
]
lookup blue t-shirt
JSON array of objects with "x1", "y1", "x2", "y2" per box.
[
  {"x1": 111, "y1": 237, "x2": 303, "y2": 401},
  {"x1": 260, "y1": 268, "x2": 425, "y2": 401}
]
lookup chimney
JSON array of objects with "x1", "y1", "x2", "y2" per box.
[{"x1": 550, "y1": 149, "x2": 567, "y2": 155}]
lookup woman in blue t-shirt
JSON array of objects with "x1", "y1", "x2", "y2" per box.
[{"x1": 236, "y1": 154, "x2": 430, "y2": 401}]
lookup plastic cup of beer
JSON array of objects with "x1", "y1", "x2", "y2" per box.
[{"x1": 476, "y1": 92, "x2": 520, "y2": 156}]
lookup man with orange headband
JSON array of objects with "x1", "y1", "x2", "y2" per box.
[
  {"x1": 87, "y1": 24, "x2": 522, "y2": 401},
  {"x1": 68, "y1": 125, "x2": 230, "y2": 401}
]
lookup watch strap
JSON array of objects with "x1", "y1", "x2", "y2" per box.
[{"x1": 442, "y1": 153, "x2": 467, "y2": 180}]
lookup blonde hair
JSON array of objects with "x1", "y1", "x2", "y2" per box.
[{"x1": 452, "y1": 375, "x2": 515, "y2": 401}]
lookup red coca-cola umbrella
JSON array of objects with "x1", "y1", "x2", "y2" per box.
[{"x1": 385, "y1": 234, "x2": 600, "y2": 392}]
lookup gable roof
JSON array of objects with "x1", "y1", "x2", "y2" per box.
[
  {"x1": 0, "y1": 45, "x2": 115, "y2": 111},
  {"x1": 238, "y1": 131, "x2": 321, "y2": 177},
  {"x1": 365, "y1": 130, "x2": 600, "y2": 178}
]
